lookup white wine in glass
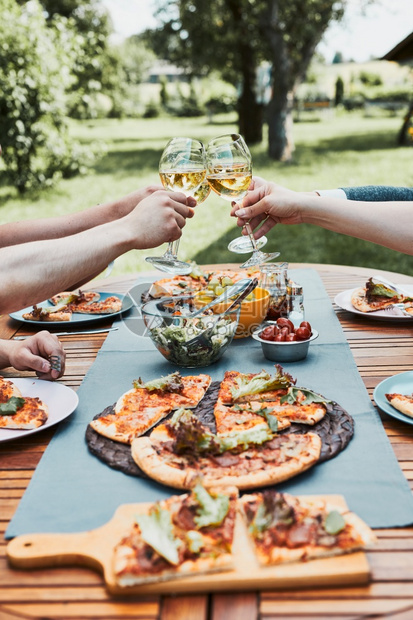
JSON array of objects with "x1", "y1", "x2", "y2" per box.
[
  {"x1": 206, "y1": 133, "x2": 279, "y2": 268},
  {"x1": 145, "y1": 137, "x2": 207, "y2": 275}
]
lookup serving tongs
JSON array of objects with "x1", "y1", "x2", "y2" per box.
[
  {"x1": 190, "y1": 278, "x2": 256, "y2": 317},
  {"x1": 186, "y1": 278, "x2": 259, "y2": 349}
]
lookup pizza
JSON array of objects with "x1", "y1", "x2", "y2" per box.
[
  {"x1": 89, "y1": 372, "x2": 211, "y2": 444},
  {"x1": 22, "y1": 305, "x2": 73, "y2": 322},
  {"x1": 113, "y1": 484, "x2": 237, "y2": 587},
  {"x1": 239, "y1": 490, "x2": 376, "y2": 566},
  {"x1": 148, "y1": 275, "x2": 208, "y2": 299},
  {"x1": 0, "y1": 378, "x2": 48, "y2": 430},
  {"x1": 50, "y1": 290, "x2": 122, "y2": 315},
  {"x1": 350, "y1": 277, "x2": 411, "y2": 313},
  {"x1": 216, "y1": 369, "x2": 328, "y2": 426},
  {"x1": 385, "y1": 392, "x2": 413, "y2": 419},
  {"x1": 131, "y1": 408, "x2": 322, "y2": 490}
]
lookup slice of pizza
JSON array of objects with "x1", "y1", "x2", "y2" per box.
[
  {"x1": 213, "y1": 398, "x2": 291, "y2": 436},
  {"x1": 89, "y1": 372, "x2": 211, "y2": 444},
  {"x1": 148, "y1": 274, "x2": 207, "y2": 299},
  {"x1": 0, "y1": 395, "x2": 48, "y2": 430},
  {"x1": 351, "y1": 277, "x2": 405, "y2": 313},
  {"x1": 49, "y1": 291, "x2": 100, "y2": 306},
  {"x1": 217, "y1": 367, "x2": 295, "y2": 405},
  {"x1": 239, "y1": 490, "x2": 376, "y2": 566},
  {"x1": 385, "y1": 392, "x2": 413, "y2": 419},
  {"x1": 131, "y1": 408, "x2": 322, "y2": 490},
  {"x1": 22, "y1": 305, "x2": 73, "y2": 322},
  {"x1": 113, "y1": 484, "x2": 237, "y2": 587},
  {"x1": 0, "y1": 377, "x2": 23, "y2": 402}
]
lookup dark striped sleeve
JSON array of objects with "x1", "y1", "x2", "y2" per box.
[{"x1": 340, "y1": 186, "x2": 413, "y2": 201}]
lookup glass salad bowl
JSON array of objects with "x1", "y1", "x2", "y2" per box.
[{"x1": 141, "y1": 296, "x2": 240, "y2": 368}]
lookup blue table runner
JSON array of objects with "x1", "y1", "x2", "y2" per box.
[{"x1": 6, "y1": 269, "x2": 413, "y2": 537}]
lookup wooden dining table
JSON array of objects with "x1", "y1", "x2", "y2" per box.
[{"x1": 1, "y1": 262, "x2": 412, "y2": 620}]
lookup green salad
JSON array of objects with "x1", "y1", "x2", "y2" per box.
[{"x1": 149, "y1": 314, "x2": 237, "y2": 367}]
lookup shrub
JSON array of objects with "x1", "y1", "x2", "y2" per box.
[{"x1": 0, "y1": 0, "x2": 96, "y2": 192}]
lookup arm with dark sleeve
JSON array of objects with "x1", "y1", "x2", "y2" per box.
[{"x1": 340, "y1": 186, "x2": 413, "y2": 201}]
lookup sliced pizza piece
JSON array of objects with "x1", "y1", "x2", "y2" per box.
[
  {"x1": 89, "y1": 405, "x2": 172, "y2": 444},
  {"x1": 239, "y1": 490, "x2": 376, "y2": 566},
  {"x1": 217, "y1": 367, "x2": 295, "y2": 405},
  {"x1": 113, "y1": 484, "x2": 237, "y2": 587},
  {"x1": 72, "y1": 295, "x2": 122, "y2": 315},
  {"x1": 90, "y1": 373, "x2": 211, "y2": 444},
  {"x1": 0, "y1": 377, "x2": 22, "y2": 402},
  {"x1": 351, "y1": 278, "x2": 403, "y2": 313},
  {"x1": 148, "y1": 274, "x2": 207, "y2": 299},
  {"x1": 131, "y1": 408, "x2": 322, "y2": 490},
  {"x1": 213, "y1": 398, "x2": 291, "y2": 436},
  {"x1": 49, "y1": 291, "x2": 100, "y2": 306},
  {"x1": 257, "y1": 386, "x2": 329, "y2": 426},
  {"x1": 115, "y1": 373, "x2": 211, "y2": 415},
  {"x1": 0, "y1": 396, "x2": 48, "y2": 430},
  {"x1": 22, "y1": 305, "x2": 73, "y2": 322},
  {"x1": 385, "y1": 392, "x2": 413, "y2": 419}
]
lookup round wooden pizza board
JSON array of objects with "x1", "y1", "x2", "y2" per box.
[{"x1": 7, "y1": 495, "x2": 370, "y2": 595}]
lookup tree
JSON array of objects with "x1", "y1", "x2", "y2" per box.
[{"x1": 148, "y1": 0, "x2": 346, "y2": 160}]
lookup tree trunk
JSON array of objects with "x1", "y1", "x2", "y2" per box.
[
  {"x1": 238, "y1": 92, "x2": 263, "y2": 144},
  {"x1": 267, "y1": 88, "x2": 295, "y2": 161}
]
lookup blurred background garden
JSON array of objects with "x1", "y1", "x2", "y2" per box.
[{"x1": 1, "y1": 0, "x2": 412, "y2": 277}]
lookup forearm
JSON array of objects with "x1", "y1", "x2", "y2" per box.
[
  {"x1": 0, "y1": 191, "x2": 143, "y2": 248},
  {"x1": 0, "y1": 220, "x2": 134, "y2": 314},
  {"x1": 301, "y1": 195, "x2": 413, "y2": 255}
]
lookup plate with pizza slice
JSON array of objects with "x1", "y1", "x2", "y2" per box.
[
  {"x1": 0, "y1": 377, "x2": 79, "y2": 442},
  {"x1": 373, "y1": 370, "x2": 413, "y2": 426},
  {"x1": 9, "y1": 291, "x2": 134, "y2": 326},
  {"x1": 334, "y1": 284, "x2": 413, "y2": 321}
]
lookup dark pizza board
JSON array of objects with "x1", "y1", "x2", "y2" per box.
[
  {"x1": 85, "y1": 381, "x2": 354, "y2": 480},
  {"x1": 7, "y1": 494, "x2": 370, "y2": 594}
]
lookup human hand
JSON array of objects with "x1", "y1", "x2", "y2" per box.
[
  {"x1": 114, "y1": 185, "x2": 165, "y2": 218},
  {"x1": 230, "y1": 178, "x2": 304, "y2": 240},
  {"x1": 7, "y1": 332, "x2": 66, "y2": 380},
  {"x1": 127, "y1": 190, "x2": 196, "y2": 249}
]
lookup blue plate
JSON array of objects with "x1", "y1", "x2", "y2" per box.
[
  {"x1": 373, "y1": 370, "x2": 413, "y2": 426},
  {"x1": 9, "y1": 291, "x2": 133, "y2": 326}
]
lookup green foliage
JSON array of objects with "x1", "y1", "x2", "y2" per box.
[
  {"x1": 358, "y1": 71, "x2": 383, "y2": 87},
  {"x1": 0, "y1": 0, "x2": 98, "y2": 192}
]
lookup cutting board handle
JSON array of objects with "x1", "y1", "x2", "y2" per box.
[{"x1": 7, "y1": 531, "x2": 103, "y2": 572}]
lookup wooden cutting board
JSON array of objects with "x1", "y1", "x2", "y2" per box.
[{"x1": 7, "y1": 495, "x2": 372, "y2": 595}]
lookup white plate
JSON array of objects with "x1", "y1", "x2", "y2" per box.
[
  {"x1": 9, "y1": 292, "x2": 133, "y2": 326},
  {"x1": 0, "y1": 378, "x2": 79, "y2": 443},
  {"x1": 373, "y1": 371, "x2": 413, "y2": 426},
  {"x1": 334, "y1": 285, "x2": 413, "y2": 321}
]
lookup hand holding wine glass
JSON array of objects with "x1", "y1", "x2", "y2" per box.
[
  {"x1": 206, "y1": 133, "x2": 279, "y2": 268},
  {"x1": 145, "y1": 137, "x2": 207, "y2": 275}
]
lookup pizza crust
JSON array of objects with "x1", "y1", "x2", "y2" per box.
[
  {"x1": 131, "y1": 433, "x2": 322, "y2": 491},
  {"x1": 350, "y1": 287, "x2": 399, "y2": 313},
  {"x1": 385, "y1": 393, "x2": 413, "y2": 418},
  {"x1": 0, "y1": 397, "x2": 48, "y2": 430}
]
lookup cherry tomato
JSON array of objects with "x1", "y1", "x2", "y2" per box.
[
  {"x1": 286, "y1": 333, "x2": 297, "y2": 341},
  {"x1": 299, "y1": 321, "x2": 312, "y2": 331},
  {"x1": 276, "y1": 317, "x2": 294, "y2": 332},
  {"x1": 280, "y1": 327, "x2": 290, "y2": 338},
  {"x1": 295, "y1": 326, "x2": 311, "y2": 340},
  {"x1": 275, "y1": 333, "x2": 286, "y2": 342},
  {"x1": 260, "y1": 326, "x2": 276, "y2": 341}
]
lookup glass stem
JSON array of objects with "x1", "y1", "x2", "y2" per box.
[
  {"x1": 170, "y1": 239, "x2": 180, "y2": 259},
  {"x1": 244, "y1": 222, "x2": 259, "y2": 252}
]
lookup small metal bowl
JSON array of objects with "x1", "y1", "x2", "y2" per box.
[{"x1": 252, "y1": 327, "x2": 319, "y2": 362}]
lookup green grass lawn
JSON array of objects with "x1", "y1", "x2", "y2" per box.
[{"x1": 1, "y1": 109, "x2": 412, "y2": 277}]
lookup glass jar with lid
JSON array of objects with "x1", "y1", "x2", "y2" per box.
[{"x1": 260, "y1": 262, "x2": 289, "y2": 320}]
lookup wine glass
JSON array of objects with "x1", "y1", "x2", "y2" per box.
[
  {"x1": 206, "y1": 133, "x2": 279, "y2": 268},
  {"x1": 145, "y1": 137, "x2": 207, "y2": 275}
]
